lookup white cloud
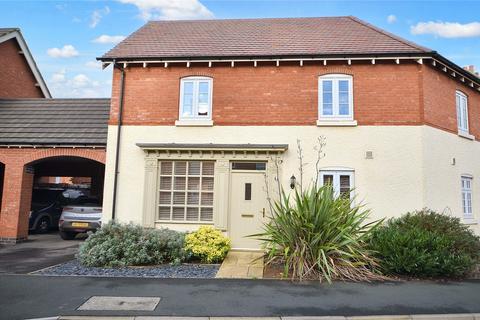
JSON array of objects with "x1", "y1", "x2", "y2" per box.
[
  {"x1": 411, "y1": 21, "x2": 480, "y2": 38},
  {"x1": 118, "y1": 0, "x2": 214, "y2": 21},
  {"x1": 387, "y1": 15, "x2": 397, "y2": 24},
  {"x1": 48, "y1": 70, "x2": 109, "y2": 98},
  {"x1": 90, "y1": 6, "x2": 110, "y2": 28},
  {"x1": 85, "y1": 61, "x2": 102, "y2": 69},
  {"x1": 51, "y1": 69, "x2": 66, "y2": 83},
  {"x1": 47, "y1": 45, "x2": 79, "y2": 58},
  {"x1": 92, "y1": 35, "x2": 126, "y2": 44}
]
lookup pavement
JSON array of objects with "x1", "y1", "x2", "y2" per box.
[
  {"x1": 0, "y1": 232, "x2": 83, "y2": 274},
  {"x1": 1, "y1": 274, "x2": 480, "y2": 320},
  {"x1": 216, "y1": 251, "x2": 264, "y2": 279}
]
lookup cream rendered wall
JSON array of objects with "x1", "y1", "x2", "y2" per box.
[
  {"x1": 422, "y1": 126, "x2": 480, "y2": 234},
  {"x1": 102, "y1": 125, "x2": 429, "y2": 230}
]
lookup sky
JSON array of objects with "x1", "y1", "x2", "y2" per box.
[{"x1": 1, "y1": 0, "x2": 479, "y2": 98}]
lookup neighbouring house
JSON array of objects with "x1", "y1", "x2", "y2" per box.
[
  {"x1": 0, "y1": 28, "x2": 50, "y2": 98},
  {"x1": 0, "y1": 28, "x2": 109, "y2": 243},
  {"x1": 98, "y1": 16, "x2": 480, "y2": 249}
]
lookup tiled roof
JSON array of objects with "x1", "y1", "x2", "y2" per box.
[
  {"x1": 0, "y1": 99, "x2": 110, "y2": 146},
  {"x1": 100, "y1": 16, "x2": 432, "y2": 60}
]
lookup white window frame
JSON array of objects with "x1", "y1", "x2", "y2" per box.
[
  {"x1": 319, "y1": 169, "x2": 355, "y2": 201},
  {"x1": 461, "y1": 175, "x2": 473, "y2": 220},
  {"x1": 456, "y1": 91, "x2": 469, "y2": 135},
  {"x1": 179, "y1": 76, "x2": 213, "y2": 121},
  {"x1": 318, "y1": 74, "x2": 354, "y2": 121}
]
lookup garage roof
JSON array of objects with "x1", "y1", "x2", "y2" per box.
[{"x1": 0, "y1": 98, "x2": 110, "y2": 146}]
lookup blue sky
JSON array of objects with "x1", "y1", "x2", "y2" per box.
[{"x1": 1, "y1": 0, "x2": 479, "y2": 98}]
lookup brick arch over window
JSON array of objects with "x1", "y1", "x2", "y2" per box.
[{"x1": 22, "y1": 148, "x2": 106, "y2": 166}]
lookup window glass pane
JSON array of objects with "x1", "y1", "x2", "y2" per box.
[
  {"x1": 182, "y1": 82, "x2": 194, "y2": 117},
  {"x1": 245, "y1": 183, "x2": 252, "y2": 200},
  {"x1": 323, "y1": 80, "x2": 332, "y2": 91},
  {"x1": 232, "y1": 162, "x2": 266, "y2": 170},
  {"x1": 159, "y1": 176, "x2": 171, "y2": 190},
  {"x1": 173, "y1": 192, "x2": 185, "y2": 204},
  {"x1": 160, "y1": 162, "x2": 172, "y2": 175},
  {"x1": 322, "y1": 80, "x2": 333, "y2": 116},
  {"x1": 187, "y1": 192, "x2": 199, "y2": 205},
  {"x1": 339, "y1": 80, "x2": 349, "y2": 92},
  {"x1": 339, "y1": 175, "x2": 351, "y2": 198},
  {"x1": 202, "y1": 162, "x2": 215, "y2": 175},
  {"x1": 188, "y1": 177, "x2": 200, "y2": 190},
  {"x1": 200, "y1": 207, "x2": 213, "y2": 221},
  {"x1": 159, "y1": 206, "x2": 171, "y2": 220},
  {"x1": 202, "y1": 177, "x2": 214, "y2": 191},
  {"x1": 188, "y1": 161, "x2": 201, "y2": 175},
  {"x1": 172, "y1": 207, "x2": 185, "y2": 220},
  {"x1": 201, "y1": 192, "x2": 213, "y2": 206},
  {"x1": 174, "y1": 162, "x2": 187, "y2": 175},
  {"x1": 323, "y1": 174, "x2": 334, "y2": 186},
  {"x1": 186, "y1": 207, "x2": 199, "y2": 221},
  {"x1": 159, "y1": 192, "x2": 171, "y2": 205},
  {"x1": 174, "y1": 177, "x2": 186, "y2": 190}
]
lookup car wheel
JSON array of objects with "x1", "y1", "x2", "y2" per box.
[
  {"x1": 59, "y1": 231, "x2": 77, "y2": 240},
  {"x1": 36, "y1": 216, "x2": 51, "y2": 234}
]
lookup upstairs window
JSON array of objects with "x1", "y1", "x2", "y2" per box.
[
  {"x1": 179, "y1": 77, "x2": 212, "y2": 120},
  {"x1": 319, "y1": 74, "x2": 353, "y2": 120},
  {"x1": 461, "y1": 176, "x2": 473, "y2": 220},
  {"x1": 456, "y1": 91, "x2": 469, "y2": 134}
]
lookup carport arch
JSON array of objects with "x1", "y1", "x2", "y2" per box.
[
  {"x1": 0, "y1": 148, "x2": 106, "y2": 243},
  {"x1": 22, "y1": 148, "x2": 106, "y2": 166}
]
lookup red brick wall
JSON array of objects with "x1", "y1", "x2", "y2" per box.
[
  {"x1": 423, "y1": 65, "x2": 480, "y2": 139},
  {"x1": 0, "y1": 148, "x2": 106, "y2": 241},
  {"x1": 109, "y1": 61, "x2": 424, "y2": 126},
  {"x1": 0, "y1": 38, "x2": 44, "y2": 98}
]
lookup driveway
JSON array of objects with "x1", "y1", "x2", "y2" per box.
[
  {"x1": 0, "y1": 275, "x2": 480, "y2": 319},
  {"x1": 0, "y1": 232, "x2": 82, "y2": 274}
]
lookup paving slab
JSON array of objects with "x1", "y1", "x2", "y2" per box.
[
  {"x1": 216, "y1": 251, "x2": 264, "y2": 279},
  {"x1": 77, "y1": 296, "x2": 161, "y2": 311}
]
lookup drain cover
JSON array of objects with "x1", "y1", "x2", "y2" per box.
[{"x1": 77, "y1": 296, "x2": 161, "y2": 311}]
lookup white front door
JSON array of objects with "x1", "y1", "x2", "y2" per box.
[{"x1": 229, "y1": 169, "x2": 268, "y2": 249}]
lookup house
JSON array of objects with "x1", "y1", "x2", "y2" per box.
[
  {"x1": 0, "y1": 28, "x2": 50, "y2": 98},
  {"x1": 98, "y1": 17, "x2": 480, "y2": 249},
  {"x1": 0, "y1": 27, "x2": 109, "y2": 243}
]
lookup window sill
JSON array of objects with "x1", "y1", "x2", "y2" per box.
[
  {"x1": 458, "y1": 131, "x2": 475, "y2": 140},
  {"x1": 316, "y1": 120, "x2": 357, "y2": 127},
  {"x1": 462, "y1": 218, "x2": 478, "y2": 225},
  {"x1": 155, "y1": 220, "x2": 214, "y2": 225},
  {"x1": 175, "y1": 120, "x2": 214, "y2": 127}
]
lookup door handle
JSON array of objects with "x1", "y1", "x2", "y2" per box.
[{"x1": 262, "y1": 208, "x2": 265, "y2": 218}]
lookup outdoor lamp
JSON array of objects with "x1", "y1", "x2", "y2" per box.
[{"x1": 290, "y1": 175, "x2": 296, "y2": 189}]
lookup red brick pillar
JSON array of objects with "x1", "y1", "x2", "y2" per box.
[{"x1": 0, "y1": 163, "x2": 34, "y2": 243}]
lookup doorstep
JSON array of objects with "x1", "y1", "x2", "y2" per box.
[{"x1": 215, "y1": 251, "x2": 264, "y2": 279}]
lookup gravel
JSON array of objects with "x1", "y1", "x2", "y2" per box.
[{"x1": 33, "y1": 259, "x2": 220, "y2": 278}]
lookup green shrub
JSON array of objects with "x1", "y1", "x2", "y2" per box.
[
  {"x1": 257, "y1": 185, "x2": 383, "y2": 282},
  {"x1": 185, "y1": 226, "x2": 231, "y2": 263},
  {"x1": 77, "y1": 222, "x2": 189, "y2": 267},
  {"x1": 369, "y1": 209, "x2": 480, "y2": 278}
]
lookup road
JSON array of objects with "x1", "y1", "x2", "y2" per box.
[{"x1": 1, "y1": 274, "x2": 479, "y2": 320}]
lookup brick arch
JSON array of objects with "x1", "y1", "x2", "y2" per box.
[{"x1": 22, "y1": 148, "x2": 106, "y2": 166}]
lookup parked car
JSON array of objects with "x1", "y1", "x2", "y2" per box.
[
  {"x1": 58, "y1": 196, "x2": 102, "y2": 240},
  {"x1": 29, "y1": 189, "x2": 64, "y2": 233},
  {"x1": 29, "y1": 188, "x2": 89, "y2": 234}
]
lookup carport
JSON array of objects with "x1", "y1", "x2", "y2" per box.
[{"x1": 0, "y1": 98, "x2": 110, "y2": 243}]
